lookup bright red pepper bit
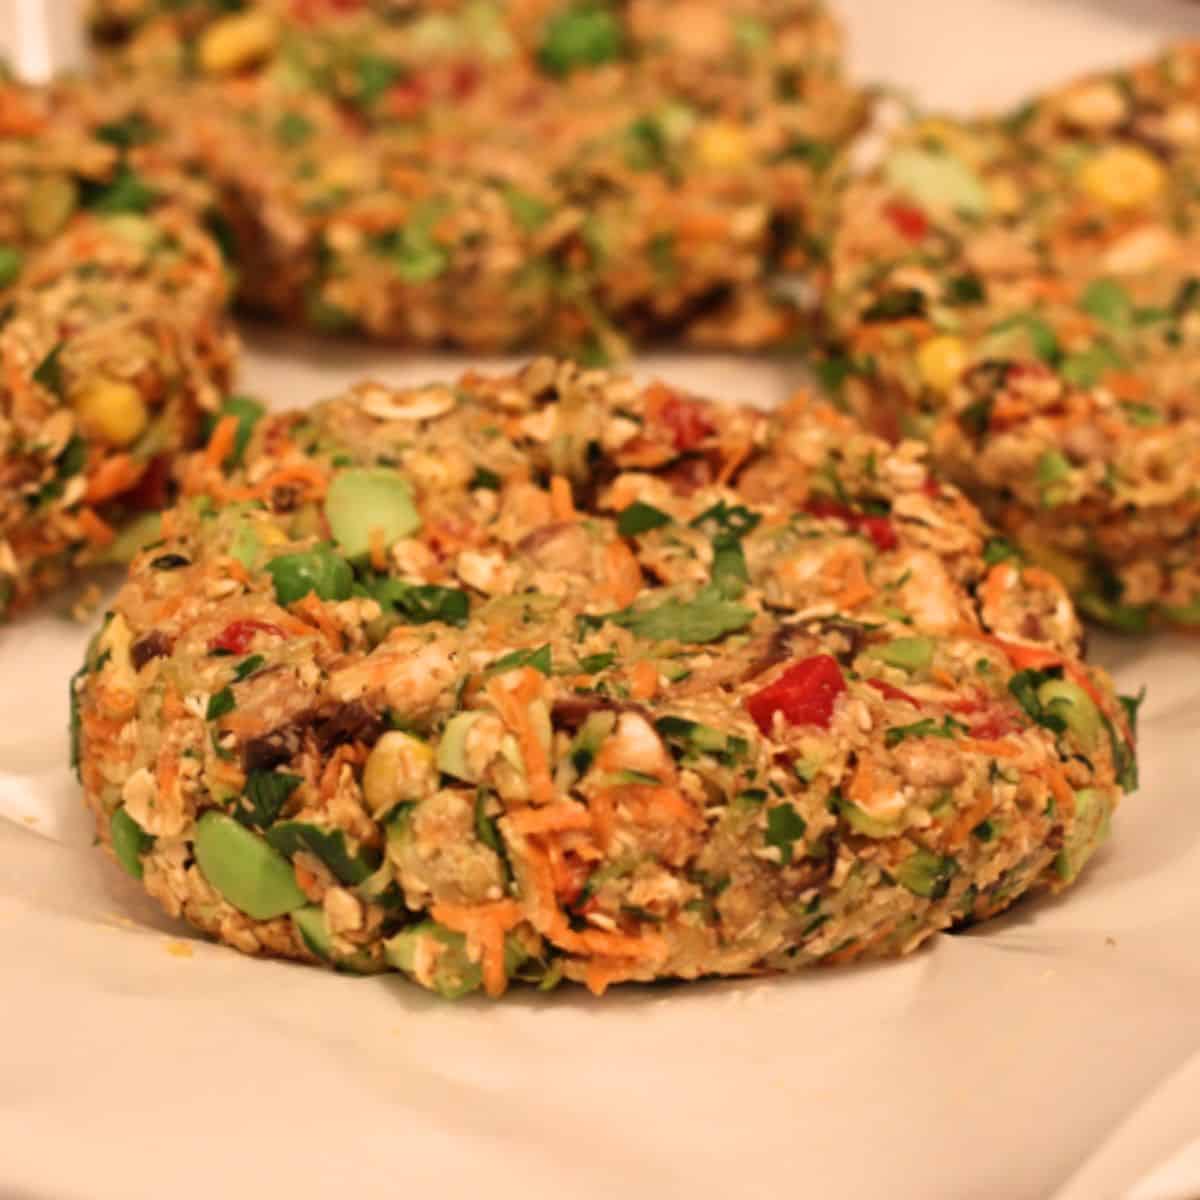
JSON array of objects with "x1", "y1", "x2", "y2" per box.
[
  {"x1": 209, "y1": 619, "x2": 285, "y2": 655},
  {"x1": 746, "y1": 654, "x2": 847, "y2": 735}
]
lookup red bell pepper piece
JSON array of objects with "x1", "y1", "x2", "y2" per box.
[
  {"x1": 866, "y1": 678, "x2": 922, "y2": 706},
  {"x1": 654, "y1": 390, "x2": 714, "y2": 452},
  {"x1": 884, "y1": 202, "x2": 929, "y2": 242},
  {"x1": 209, "y1": 619, "x2": 285, "y2": 655},
  {"x1": 747, "y1": 655, "x2": 846, "y2": 735},
  {"x1": 804, "y1": 497, "x2": 898, "y2": 552}
]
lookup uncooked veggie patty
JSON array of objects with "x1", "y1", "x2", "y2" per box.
[
  {"x1": 822, "y1": 45, "x2": 1200, "y2": 632},
  {"x1": 75, "y1": 360, "x2": 1139, "y2": 998},
  {"x1": 0, "y1": 80, "x2": 237, "y2": 617},
  {"x1": 84, "y1": 0, "x2": 863, "y2": 355}
]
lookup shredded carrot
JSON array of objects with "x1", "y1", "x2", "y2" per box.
[
  {"x1": 1040, "y1": 763, "x2": 1077, "y2": 818},
  {"x1": 204, "y1": 414, "x2": 239, "y2": 470},
  {"x1": 161, "y1": 686, "x2": 186, "y2": 722},
  {"x1": 156, "y1": 748, "x2": 179, "y2": 799},
  {"x1": 368, "y1": 525, "x2": 388, "y2": 573},
  {"x1": 76, "y1": 507, "x2": 115, "y2": 547},
  {"x1": 505, "y1": 802, "x2": 592, "y2": 836},
  {"x1": 629, "y1": 659, "x2": 659, "y2": 701},
  {"x1": 293, "y1": 593, "x2": 344, "y2": 650},
  {"x1": 946, "y1": 790, "x2": 995, "y2": 850},
  {"x1": 253, "y1": 456, "x2": 328, "y2": 499},
  {"x1": 823, "y1": 939, "x2": 863, "y2": 966},
  {"x1": 603, "y1": 539, "x2": 643, "y2": 608},
  {"x1": 824, "y1": 545, "x2": 873, "y2": 610},
  {"x1": 716, "y1": 439, "x2": 752, "y2": 486},
  {"x1": 85, "y1": 454, "x2": 144, "y2": 505},
  {"x1": 981, "y1": 562, "x2": 1017, "y2": 614},
  {"x1": 485, "y1": 668, "x2": 555, "y2": 805},
  {"x1": 431, "y1": 901, "x2": 523, "y2": 999},
  {"x1": 549, "y1": 475, "x2": 576, "y2": 522},
  {"x1": 848, "y1": 757, "x2": 875, "y2": 809},
  {"x1": 1103, "y1": 370, "x2": 1149, "y2": 402},
  {"x1": 294, "y1": 861, "x2": 320, "y2": 899}
]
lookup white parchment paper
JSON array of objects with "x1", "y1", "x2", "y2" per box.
[{"x1": 4, "y1": 3, "x2": 1200, "y2": 1198}]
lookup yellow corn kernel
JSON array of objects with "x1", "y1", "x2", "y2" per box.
[
  {"x1": 321, "y1": 154, "x2": 372, "y2": 191},
  {"x1": 695, "y1": 121, "x2": 750, "y2": 170},
  {"x1": 1077, "y1": 145, "x2": 1166, "y2": 211},
  {"x1": 916, "y1": 335, "x2": 969, "y2": 394},
  {"x1": 362, "y1": 731, "x2": 437, "y2": 817},
  {"x1": 73, "y1": 378, "x2": 148, "y2": 448},
  {"x1": 986, "y1": 174, "x2": 1023, "y2": 217},
  {"x1": 197, "y1": 10, "x2": 279, "y2": 75}
]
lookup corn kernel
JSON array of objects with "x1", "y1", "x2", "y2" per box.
[
  {"x1": 362, "y1": 731, "x2": 437, "y2": 817},
  {"x1": 987, "y1": 174, "x2": 1023, "y2": 217},
  {"x1": 198, "y1": 10, "x2": 279, "y2": 75},
  {"x1": 916, "y1": 335, "x2": 969, "y2": 393},
  {"x1": 695, "y1": 121, "x2": 750, "y2": 170},
  {"x1": 73, "y1": 378, "x2": 148, "y2": 448},
  {"x1": 1078, "y1": 145, "x2": 1166, "y2": 211}
]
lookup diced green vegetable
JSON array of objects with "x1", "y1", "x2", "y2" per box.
[
  {"x1": 884, "y1": 146, "x2": 988, "y2": 217},
  {"x1": 110, "y1": 807, "x2": 154, "y2": 879},
  {"x1": 292, "y1": 906, "x2": 384, "y2": 974},
  {"x1": 83, "y1": 165, "x2": 157, "y2": 215},
  {"x1": 862, "y1": 288, "x2": 926, "y2": 323},
  {"x1": 206, "y1": 687, "x2": 235, "y2": 721},
  {"x1": 485, "y1": 645, "x2": 552, "y2": 677},
  {"x1": 895, "y1": 848, "x2": 958, "y2": 899},
  {"x1": 266, "y1": 544, "x2": 353, "y2": 605},
  {"x1": 1008, "y1": 669, "x2": 1068, "y2": 733},
  {"x1": 1054, "y1": 788, "x2": 1112, "y2": 882},
  {"x1": 1036, "y1": 678, "x2": 1102, "y2": 750},
  {"x1": 0, "y1": 245, "x2": 23, "y2": 287},
  {"x1": 203, "y1": 395, "x2": 265, "y2": 468},
  {"x1": 884, "y1": 715, "x2": 966, "y2": 748},
  {"x1": 834, "y1": 793, "x2": 901, "y2": 839},
  {"x1": 324, "y1": 467, "x2": 420, "y2": 560},
  {"x1": 869, "y1": 637, "x2": 934, "y2": 672},
  {"x1": 236, "y1": 770, "x2": 301, "y2": 830},
  {"x1": 570, "y1": 710, "x2": 616, "y2": 775},
  {"x1": 654, "y1": 715, "x2": 746, "y2": 763},
  {"x1": 265, "y1": 821, "x2": 381, "y2": 886},
  {"x1": 765, "y1": 804, "x2": 807, "y2": 865},
  {"x1": 92, "y1": 511, "x2": 162, "y2": 566},
  {"x1": 538, "y1": 3, "x2": 624, "y2": 76},
  {"x1": 437, "y1": 712, "x2": 486, "y2": 783},
  {"x1": 384, "y1": 920, "x2": 484, "y2": 998},
  {"x1": 32, "y1": 343, "x2": 65, "y2": 398},
  {"x1": 1080, "y1": 278, "x2": 1133, "y2": 328},
  {"x1": 503, "y1": 186, "x2": 551, "y2": 232},
  {"x1": 275, "y1": 111, "x2": 314, "y2": 147},
  {"x1": 362, "y1": 575, "x2": 469, "y2": 627},
  {"x1": 617, "y1": 501, "x2": 671, "y2": 537},
  {"x1": 609, "y1": 588, "x2": 753, "y2": 644},
  {"x1": 194, "y1": 811, "x2": 307, "y2": 920},
  {"x1": 1036, "y1": 449, "x2": 1073, "y2": 507}
]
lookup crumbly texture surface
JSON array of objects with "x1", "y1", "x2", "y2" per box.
[
  {"x1": 823, "y1": 45, "x2": 1200, "y2": 631},
  {"x1": 0, "y1": 81, "x2": 237, "y2": 617},
  {"x1": 75, "y1": 360, "x2": 1137, "y2": 998},
  {"x1": 85, "y1": 0, "x2": 863, "y2": 355}
]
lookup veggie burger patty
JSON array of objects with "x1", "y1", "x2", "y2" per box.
[
  {"x1": 823, "y1": 44, "x2": 1200, "y2": 632},
  {"x1": 0, "y1": 80, "x2": 237, "y2": 617},
  {"x1": 76, "y1": 360, "x2": 1139, "y2": 998},
  {"x1": 84, "y1": 0, "x2": 863, "y2": 356}
]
